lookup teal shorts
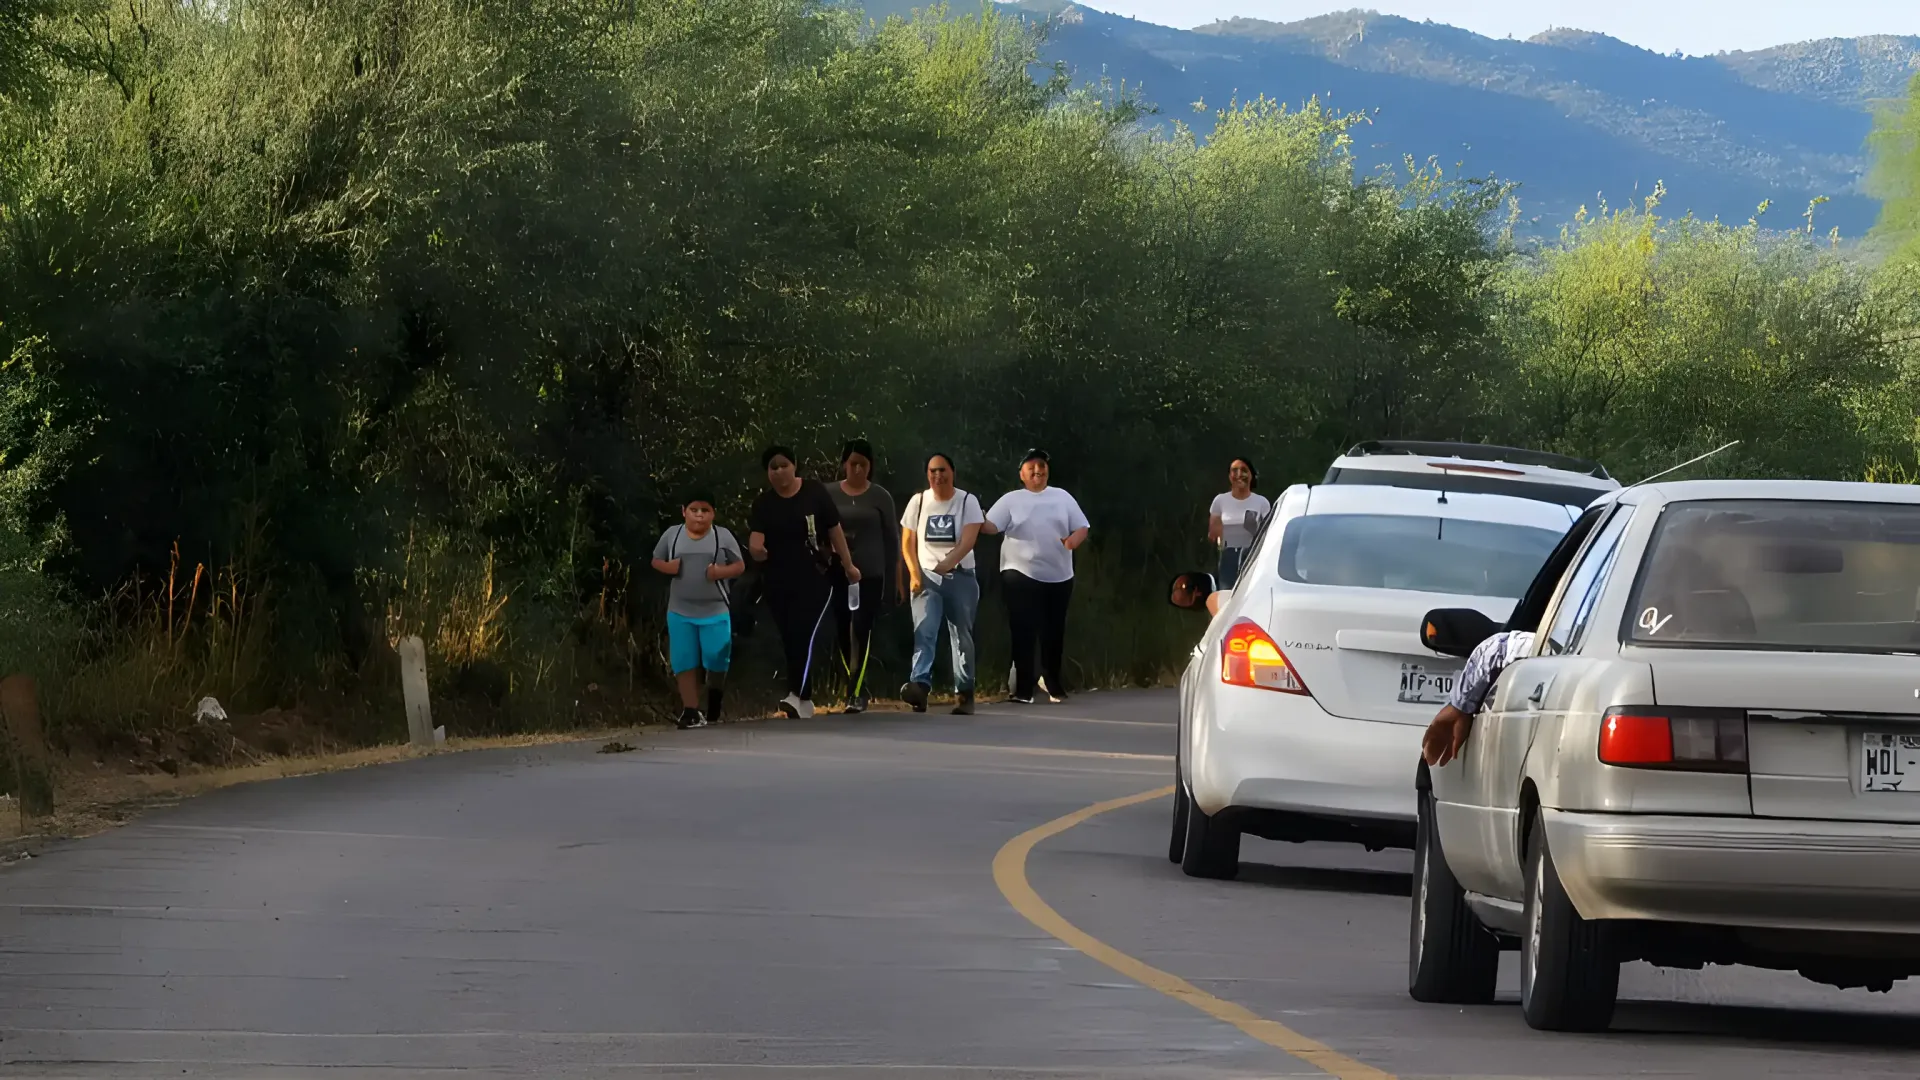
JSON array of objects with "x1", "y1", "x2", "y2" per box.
[{"x1": 667, "y1": 611, "x2": 732, "y2": 674}]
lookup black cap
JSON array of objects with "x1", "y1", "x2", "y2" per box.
[{"x1": 1021, "y1": 448, "x2": 1050, "y2": 465}]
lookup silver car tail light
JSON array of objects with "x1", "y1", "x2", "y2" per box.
[{"x1": 1598, "y1": 707, "x2": 1748, "y2": 773}]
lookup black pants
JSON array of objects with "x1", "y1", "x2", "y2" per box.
[
  {"x1": 1001, "y1": 571, "x2": 1073, "y2": 699},
  {"x1": 767, "y1": 579, "x2": 834, "y2": 699},
  {"x1": 831, "y1": 580, "x2": 881, "y2": 698}
]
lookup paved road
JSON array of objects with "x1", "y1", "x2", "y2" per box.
[{"x1": 5, "y1": 691, "x2": 1920, "y2": 1078}]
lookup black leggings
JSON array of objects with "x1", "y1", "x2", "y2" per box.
[
  {"x1": 1001, "y1": 571, "x2": 1074, "y2": 699},
  {"x1": 767, "y1": 580, "x2": 835, "y2": 699},
  {"x1": 832, "y1": 581, "x2": 880, "y2": 697}
]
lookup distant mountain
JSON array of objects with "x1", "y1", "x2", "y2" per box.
[
  {"x1": 1716, "y1": 35, "x2": 1920, "y2": 107},
  {"x1": 855, "y1": 2, "x2": 1920, "y2": 235}
]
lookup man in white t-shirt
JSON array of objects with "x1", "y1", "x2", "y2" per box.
[
  {"x1": 1207, "y1": 457, "x2": 1270, "y2": 588},
  {"x1": 983, "y1": 448, "x2": 1090, "y2": 704},
  {"x1": 899, "y1": 453, "x2": 987, "y2": 715}
]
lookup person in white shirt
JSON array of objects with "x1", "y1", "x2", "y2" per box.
[
  {"x1": 898, "y1": 453, "x2": 986, "y2": 715},
  {"x1": 982, "y1": 449, "x2": 1090, "y2": 704},
  {"x1": 1207, "y1": 457, "x2": 1270, "y2": 589}
]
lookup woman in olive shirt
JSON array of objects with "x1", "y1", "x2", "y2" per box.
[{"x1": 828, "y1": 439, "x2": 904, "y2": 713}]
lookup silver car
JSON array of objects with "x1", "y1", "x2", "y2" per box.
[{"x1": 1408, "y1": 479, "x2": 1920, "y2": 1031}]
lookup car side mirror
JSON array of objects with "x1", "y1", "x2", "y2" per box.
[
  {"x1": 1168, "y1": 571, "x2": 1216, "y2": 611},
  {"x1": 1421, "y1": 607, "x2": 1499, "y2": 658}
]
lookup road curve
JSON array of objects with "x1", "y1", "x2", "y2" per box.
[{"x1": 4, "y1": 690, "x2": 1920, "y2": 1078}]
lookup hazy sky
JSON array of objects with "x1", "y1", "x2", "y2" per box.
[{"x1": 1078, "y1": 0, "x2": 1920, "y2": 56}]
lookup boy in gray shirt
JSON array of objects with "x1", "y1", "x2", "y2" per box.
[{"x1": 651, "y1": 493, "x2": 746, "y2": 728}]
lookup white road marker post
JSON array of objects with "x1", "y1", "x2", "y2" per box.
[{"x1": 398, "y1": 635, "x2": 434, "y2": 749}]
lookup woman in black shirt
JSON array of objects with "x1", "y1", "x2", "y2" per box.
[{"x1": 749, "y1": 445, "x2": 863, "y2": 719}]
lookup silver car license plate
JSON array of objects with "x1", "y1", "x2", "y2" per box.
[
  {"x1": 1861, "y1": 732, "x2": 1920, "y2": 792},
  {"x1": 1398, "y1": 664, "x2": 1456, "y2": 705}
]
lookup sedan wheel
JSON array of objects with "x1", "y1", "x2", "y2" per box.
[
  {"x1": 1520, "y1": 818, "x2": 1619, "y2": 1032},
  {"x1": 1407, "y1": 789, "x2": 1498, "y2": 1003},
  {"x1": 1180, "y1": 793, "x2": 1240, "y2": 880}
]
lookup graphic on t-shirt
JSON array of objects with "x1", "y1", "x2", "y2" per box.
[{"x1": 925, "y1": 514, "x2": 958, "y2": 543}]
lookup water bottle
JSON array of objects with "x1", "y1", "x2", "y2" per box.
[{"x1": 847, "y1": 581, "x2": 861, "y2": 611}]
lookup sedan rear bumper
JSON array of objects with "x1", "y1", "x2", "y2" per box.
[
  {"x1": 1188, "y1": 682, "x2": 1421, "y2": 826},
  {"x1": 1546, "y1": 809, "x2": 1920, "y2": 934}
]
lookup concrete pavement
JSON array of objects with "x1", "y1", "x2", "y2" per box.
[{"x1": 2, "y1": 691, "x2": 1919, "y2": 1077}]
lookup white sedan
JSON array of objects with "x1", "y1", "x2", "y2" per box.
[{"x1": 1168, "y1": 470, "x2": 1598, "y2": 878}]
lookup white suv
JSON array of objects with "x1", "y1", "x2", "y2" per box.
[
  {"x1": 1323, "y1": 440, "x2": 1619, "y2": 507},
  {"x1": 1167, "y1": 442, "x2": 1621, "y2": 879}
]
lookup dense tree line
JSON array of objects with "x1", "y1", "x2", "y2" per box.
[{"x1": 0, "y1": 0, "x2": 1914, "y2": 754}]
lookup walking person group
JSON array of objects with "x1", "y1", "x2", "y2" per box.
[{"x1": 652, "y1": 443, "x2": 1093, "y2": 725}]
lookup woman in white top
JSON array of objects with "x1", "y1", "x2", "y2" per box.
[
  {"x1": 983, "y1": 448, "x2": 1090, "y2": 704},
  {"x1": 898, "y1": 453, "x2": 986, "y2": 715},
  {"x1": 1208, "y1": 457, "x2": 1270, "y2": 589}
]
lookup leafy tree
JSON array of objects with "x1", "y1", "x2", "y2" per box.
[
  {"x1": 0, "y1": 0, "x2": 1911, "y2": 739},
  {"x1": 1870, "y1": 71, "x2": 1920, "y2": 264},
  {"x1": 1492, "y1": 193, "x2": 1913, "y2": 482}
]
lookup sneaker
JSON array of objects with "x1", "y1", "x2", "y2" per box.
[
  {"x1": 900, "y1": 681, "x2": 930, "y2": 713},
  {"x1": 845, "y1": 695, "x2": 869, "y2": 715},
  {"x1": 1007, "y1": 693, "x2": 1034, "y2": 705},
  {"x1": 778, "y1": 693, "x2": 815, "y2": 720},
  {"x1": 951, "y1": 691, "x2": 975, "y2": 715},
  {"x1": 676, "y1": 708, "x2": 706, "y2": 730}
]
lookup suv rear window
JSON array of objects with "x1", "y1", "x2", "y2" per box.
[
  {"x1": 1278, "y1": 514, "x2": 1565, "y2": 599},
  {"x1": 1628, "y1": 500, "x2": 1920, "y2": 652}
]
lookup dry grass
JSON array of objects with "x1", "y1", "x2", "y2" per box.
[{"x1": 0, "y1": 725, "x2": 656, "y2": 857}]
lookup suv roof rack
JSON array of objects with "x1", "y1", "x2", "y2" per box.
[{"x1": 1340, "y1": 440, "x2": 1610, "y2": 480}]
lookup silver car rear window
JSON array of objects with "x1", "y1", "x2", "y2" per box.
[
  {"x1": 1277, "y1": 514, "x2": 1564, "y2": 599},
  {"x1": 1627, "y1": 499, "x2": 1920, "y2": 652}
]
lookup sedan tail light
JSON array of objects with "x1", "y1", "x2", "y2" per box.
[
  {"x1": 1220, "y1": 619, "x2": 1309, "y2": 695},
  {"x1": 1599, "y1": 708, "x2": 1747, "y2": 772}
]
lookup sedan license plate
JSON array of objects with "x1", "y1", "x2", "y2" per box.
[
  {"x1": 1861, "y1": 732, "x2": 1920, "y2": 793},
  {"x1": 1398, "y1": 664, "x2": 1457, "y2": 706}
]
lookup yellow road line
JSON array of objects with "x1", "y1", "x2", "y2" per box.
[{"x1": 992, "y1": 786, "x2": 1398, "y2": 1080}]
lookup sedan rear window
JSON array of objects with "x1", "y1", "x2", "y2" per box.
[
  {"x1": 1628, "y1": 500, "x2": 1920, "y2": 652},
  {"x1": 1278, "y1": 514, "x2": 1565, "y2": 599}
]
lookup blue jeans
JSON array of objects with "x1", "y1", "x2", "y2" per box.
[
  {"x1": 1218, "y1": 546, "x2": 1247, "y2": 589},
  {"x1": 909, "y1": 568, "x2": 979, "y2": 693}
]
